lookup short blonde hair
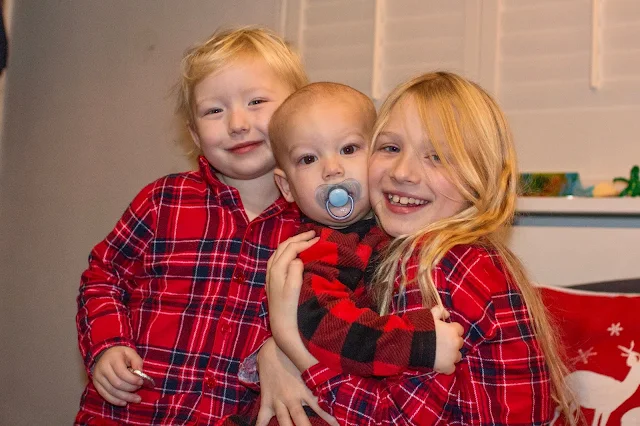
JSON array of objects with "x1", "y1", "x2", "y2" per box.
[
  {"x1": 269, "y1": 82, "x2": 376, "y2": 167},
  {"x1": 175, "y1": 26, "x2": 308, "y2": 155}
]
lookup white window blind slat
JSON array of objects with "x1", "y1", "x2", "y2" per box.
[
  {"x1": 305, "y1": 0, "x2": 374, "y2": 27},
  {"x1": 501, "y1": 1, "x2": 591, "y2": 34},
  {"x1": 304, "y1": 46, "x2": 373, "y2": 71},
  {"x1": 303, "y1": 22, "x2": 374, "y2": 48},
  {"x1": 605, "y1": 0, "x2": 640, "y2": 24},
  {"x1": 385, "y1": 0, "x2": 465, "y2": 18},
  {"x1": 501, "y1": 29, "x2": 589, "y2": 57}
]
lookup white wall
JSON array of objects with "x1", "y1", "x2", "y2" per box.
[{"x1": 0, "y1": 1, "x2": 282, "y2": 424}]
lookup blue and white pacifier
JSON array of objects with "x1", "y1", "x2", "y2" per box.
[
  {"x1": 315, "y1": 178, "x2": 361, "y2": 222},
  {"x1": 326, "y1": 186, "x2": 354, "y2": 220}
]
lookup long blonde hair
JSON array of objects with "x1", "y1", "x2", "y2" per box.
[{"x1": 372, "y1": 71, "x2": 578, "y2": 424}]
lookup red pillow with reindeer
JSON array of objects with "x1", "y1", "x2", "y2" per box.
[{"x1": 539, "y1": 284, "x2": 640, "y2": 426}]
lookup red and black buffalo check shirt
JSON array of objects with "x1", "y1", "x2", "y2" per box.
[
  {"x1": 75, "y1": 156, "x2": 300, "y2": 425},
  {"x1": 301, "y1": 245, "x2": 553, "y2": 425},
  {"x1": 297, "y1": 218, "x2": 439, "y2": 376}
]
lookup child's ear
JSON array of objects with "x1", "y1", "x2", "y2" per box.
[
  {"x1": 274, "y1": 168, "x2": 295, "y2": 203},
  {"x1": 188, "y1": 123, "x2": 201, "y2": 149}
]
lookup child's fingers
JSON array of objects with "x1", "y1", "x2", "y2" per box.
[
  {"x1": 123, "y1": 351, "x2": 146, "y2": 386},
  {"x1": 271, "y1": 231, "x2": 315, "y2": 259},
  {"x1": 94, "y1": 381, "x2": 127, "y2": 407},
  {"x1": 94, "y1": 368, "x2": 141, "y2": 405},
  {"x1": 270, "y1": 232, "x2": 317, "y2": 264},
  {"x1": 304, "y1": 397, "x2": 339, "y2": 426},
  {"x1": 285, "y1": 403, "x2": 312, "y2": 426},
  {"x1": 267, "y1": 239, "x2": 318, "y2": 292},
  {"x1": 453, "y1": 322, "x2": 464, "y2": 336},
  {"x1": 108, "y1": 365, "x2": 143, "y2": 392},
  {"x1": 274, "y1": 401, "x2": 296, "y2": 426},
  {"x1": 255, "y1": 405, "x2": 276, "y2": 426},
  {"x1": 272, "y1": 237, "x2": 319, "y2": 268},
  {"x1": 127, "y1": 353, "x2": 144, "y2": 372},
  {"x1": 113, "y1": 364, "x2": 144, "y2": 389},
  {"x1": 106, "y1": 385, "x2": 141, "y2": 405},
  {"x1": 430, "y1": 305, "x2": 450, "y2": 320}
]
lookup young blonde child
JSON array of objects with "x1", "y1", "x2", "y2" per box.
[
  {"x1": 265, "y1": 72, "x2": 577, "y2": 425},
  {"x1": 75, "y1": 26, "x2": 319, "y2": 425}
]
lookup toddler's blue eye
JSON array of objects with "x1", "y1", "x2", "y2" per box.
[
  {"x1": 429, "y1": 154, "x2": 441, "y2": 163},
  {"x1": 382, "y1": 145, "x2": 399, "y2": 153},
  {"x1": 205, "y1": 108, "x2": 222, "y2": 115},
  {"x1": 249, "y1": 99, "x2": 266, "y2": 106}
]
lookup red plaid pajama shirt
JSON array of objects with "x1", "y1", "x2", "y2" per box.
[
  {"x1": 75, "y1": 156, "x2": 300, "y2": 425},
  {"x1": 301, "y1": 245, "x2": 554, "y2": 425},
  {"x1": 297, "y1": 218, "x2": 438, "y2": 376}
]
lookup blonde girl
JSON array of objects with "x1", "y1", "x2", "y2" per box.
[{"x1": 266, "y1": 71, "x2": 577, "y2": 425}]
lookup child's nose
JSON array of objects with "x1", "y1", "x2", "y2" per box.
[
  {"x1": 323, "y1": 156, "x2": 344, "y2": 180},
  {"x1": 390, "y1": 152, "x2": 419, "y2": 184},
  {"x1": 228, "y1": 109, "x2": 249, "y2": 135}
]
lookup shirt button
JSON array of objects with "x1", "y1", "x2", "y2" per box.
[
  {"x1": 205, "y1": 376, "x2": 216, "y2": 388},
  {"x1": 234, "y1": 271, "x2": 245, "y2": 282},
  {"x1": 220, "y1": 323, "x2": 230, "y2": 333}
]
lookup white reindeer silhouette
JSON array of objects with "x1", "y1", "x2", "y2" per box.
[
  {"x1": 620, "y1": 406, "x2": 640, "y2": 426},
  {"x1": 551, "y1": 341, "x2": 640, "y2": 426}
]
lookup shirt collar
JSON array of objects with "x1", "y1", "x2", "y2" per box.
[
  {"x1": 197, "y1": 155, "x2": 300, "y2": 221},
  {"x1": 198, "y1": 155, "x2": 227, "y2": 193},
  {"x1": 301, "y1": 215, "x2": 377, "y2": 235}
]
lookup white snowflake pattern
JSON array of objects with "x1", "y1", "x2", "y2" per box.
[
  {"x1": 607, "y1": 322, "x2": 623, "y2": 336},
  {"x1": 571, "y1": 347, "x2": 597, "y2": 365}
]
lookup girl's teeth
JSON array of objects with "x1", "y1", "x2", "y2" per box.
[{"x1": 387, "y1": 194, "x2": 426, "y2": 205}]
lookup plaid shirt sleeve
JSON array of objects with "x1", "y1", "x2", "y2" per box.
[
  {"x1": 297, "y1": 223, "x2": 436, "y2": 377},
  {"x1": 301, "y1": 246, "x2": 553, "y2": 426},
  {"x1": 76, "y1": 182, "x2": 156, "y2": 373}
]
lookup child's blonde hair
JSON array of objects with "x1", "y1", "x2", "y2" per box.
[
  {"x1": 372, "y1": 71, "x2": 578, "y2": 424},
  {"x1": 175, "y1": 26, "x2": 308, "y2": 156}
]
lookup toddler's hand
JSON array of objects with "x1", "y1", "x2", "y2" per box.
[
  {"x1": 431, "y1": 306, "x2": 464, "y2": 375},
  {"x1": 91, "y1": 345, "x2": 145, "y2": 406}
]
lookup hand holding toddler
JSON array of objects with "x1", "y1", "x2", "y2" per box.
[{"x1": 431, "y1": 306, "x2": 464, "y2": 375}]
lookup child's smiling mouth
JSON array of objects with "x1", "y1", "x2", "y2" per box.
[{"x1": 227, "y1": 140, "x2": 264, "y2": 154}]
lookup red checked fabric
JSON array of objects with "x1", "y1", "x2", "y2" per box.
[
  {"x1": 75, "y1": 156, "x2": 300, "y2": 425},
  {"x1": 297, "y1": 218, "x2": 439, "y2": 376},
  {"x1": 302, "y1": 245, "x2": 553, "y2": 425},
  {"x1": 540, "y1": 285, "x2": 640, "y2": 426}
]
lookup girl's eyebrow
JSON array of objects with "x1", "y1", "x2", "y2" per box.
[{"x1": 376, "y1": 130, "x2": 398, "y2": 139}]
